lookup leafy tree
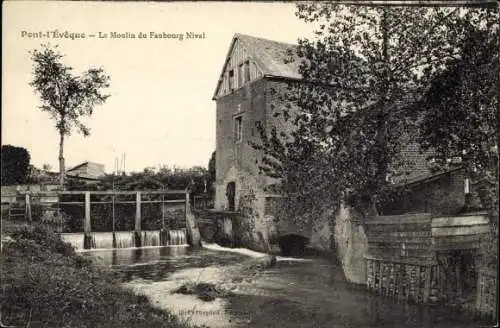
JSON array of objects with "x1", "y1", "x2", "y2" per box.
[
  {"x1": 207, "y1": 151, "x2": 216, "y2": 195},
  {"x1": 416, "y1": 24, "x2": 498, "y2": 266},
  {"x1": 30, "y1": 44, "x2": 110, "y2": 187},
  {"x1": 253, "y1": 4, "x2": 498, "y2": 221},
  {"x1": 1, "y1": 145, "x2": 31, "y2": 185}
]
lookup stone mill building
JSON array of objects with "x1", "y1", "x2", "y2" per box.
[{"x1": 211, "y1": 33, "x2": 303, "y2": 247}]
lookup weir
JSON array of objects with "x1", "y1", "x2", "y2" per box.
[
  {"x1": 60, "y1": 229, "x2": 188, "y2": 250},
  {"x1": 50, "y1": 189, "x2": 198, "y2": 250},
  {"x1": 141, "y1": 230, "x2": 161, "y2": 247},
  {"x1": 114, "y1": 231, "x2": 135, "y2": 248}
]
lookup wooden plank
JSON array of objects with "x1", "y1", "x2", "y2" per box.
[
  {"x1": 416, "y1": 266, "x2": 421, "y2": 302},
  {"x1": 432, "y1": 225, "x2": 489, "y2": 237},
  {"x1": 432, "y1": 215, "x2": 488, "y2": 228},
  {"x1": 84, "y1": 192, "x2": 91, "y2": 234},
  {"x1": 433, "y1": 241, "x2": 483, "y2": 251},
  {"x1": 135, "y1": 192, "x2": 141, "y2": 232},
  {"x1": 367, "y1": 236, "x2": 432, "y2": 243},
  {"x1": 373, "y1": 213, "x2": 432, "y2": 221},
  {"x1": 368, "y1": 243, "x2": 432, "y2": 250},
  {"x1": 366, "y1": 225, "x2": 431, "y2": 233},
  {"x1": 366, "y1": 218, "x2": 431, "y2": 225},
  {"x1": 366, "y1": 230, "x2": 431, "y2": 237},
  {"x1": 423, "y1": 266, "x2": 431, "y2": 303},
  {"x1": 433, "y1": 233, "x2": 488, "y2": 245}
]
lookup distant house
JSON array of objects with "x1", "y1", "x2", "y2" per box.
[{"x1": 66, "y1": 162, "x2": 105, "y2": 182}]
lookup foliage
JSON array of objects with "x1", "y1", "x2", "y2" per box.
[
  {"x1": 1, "y1": 145, "x2": 31, "y2": 185},
  {"x1": 207, "y1": 151, "x2": 216, "y2": 196},
  {"x1": 252, "y1": 4, "x2": 498, "y2": 221},
  {"x1": 1, "y1": 224, "x2": 196, "y2": 327},
  {"x1": 416, "y1": 21, "x2": 498, "y2": 268},
  {"x1": 39, "y1": 208, "x2": 70, "y2": 233},
  {"x1": 417, "y1": 26, "x2": 498, "y2": 211},
  {"x1": 30, "y1": 44, "x2": 110, "y2": 186}
]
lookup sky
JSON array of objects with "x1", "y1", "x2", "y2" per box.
[{"x1": 2, "y1": 1, "x2": 316, "y2": 174}]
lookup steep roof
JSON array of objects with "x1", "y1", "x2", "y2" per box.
[
  {"x1": 213, "y1": 33, "x2": 301, "y2": 99},
  {"x1": 235, "y1": 33, "x2": 301, "y2": 79}
]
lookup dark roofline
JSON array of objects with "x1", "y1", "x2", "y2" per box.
[
  {"x1": 393, "y1": 165, "x2": 464, "y2": 188},
  {"x1": 66, "y1": 161, "x2": 91, "y2": 172},
  {"x1": 212, "y1": 33, "x2": 300, "y2": 100}
]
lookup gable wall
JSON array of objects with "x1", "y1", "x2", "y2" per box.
[{"x1": 216, "y1": 39, "x2": 263, "y2": 98}]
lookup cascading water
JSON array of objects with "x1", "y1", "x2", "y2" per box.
[
  {"x1": 59, "y1": 229, "x2": 188, "y2": 250},
  {"x1": 141, "y1": 230, "x2": 160, "y2": 247},
  {"x1": 167, "y1": 229, "x2": 187, "y2": 246},
  {"x1": 60, "y1": 233, "x2": 85, "y2": 250},
  {"x1": 114, "y1": 231, "x2": 135, "y2": 248},
  {"x1": 91, "y1": 232, "x2": 114, "y2": 249}
]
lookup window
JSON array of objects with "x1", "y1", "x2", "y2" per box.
[
  {"x1": 228, "y1": 70, "x2": 234, "y2": 90},
  {"x1": 234, "y1": 116, "x2": 243, "y2": 142}
]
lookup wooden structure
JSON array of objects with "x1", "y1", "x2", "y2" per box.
[
  {"x1": 2, "y1": 190, "x2": 199, "y2": 248},
  {"x1": 364, "y1": 212, "x2": 491, "y2": 306}
]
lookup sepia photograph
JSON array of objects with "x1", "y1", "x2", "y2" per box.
[{"x1": 1, "y1": 1, "x2": 498, "y2": 327}]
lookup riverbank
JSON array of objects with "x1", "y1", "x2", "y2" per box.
[{"x1": 0, "y1": 224, "x2": 197, "y2": 328}]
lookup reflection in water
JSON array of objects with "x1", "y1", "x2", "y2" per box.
[{"x1": 84, "y1": 247, "x2": 486, "y2": 328}]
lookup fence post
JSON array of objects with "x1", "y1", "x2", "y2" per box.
[
  {"x1": 84, "y1": 192, "x2": 92, "y2": 249},
  {"x1": 135, "y1": 192, "x2": 141, "y2": 231},
  {"x1": 134, "y1": 192, "x2": 141, "y2": 247},
  {"x1": 25, "y1": 193, "x2": 32, "y2": 223}
]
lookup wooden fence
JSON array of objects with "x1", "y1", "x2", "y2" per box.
[
  {"x1": 2, "y1": 190, "x2": 189, "y2": 233},
  {"x1": 364, "y1": 212, "x2": 493, "y2": 317}
]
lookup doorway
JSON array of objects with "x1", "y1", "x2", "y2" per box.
[{"x1": 226, "y1": 182, "x2": 235, "y2": 211}]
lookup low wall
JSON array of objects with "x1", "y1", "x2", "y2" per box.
[
  {"x1": 333, "y1": 204, "x2": 368, "y2": 284},
  {"x1": 194, "y1": 210, "x2": 235, "y2": 247}
]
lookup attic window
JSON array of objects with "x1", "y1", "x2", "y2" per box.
[{"x1": 228, "y1": 70, "x2": 234, "y2": 90}]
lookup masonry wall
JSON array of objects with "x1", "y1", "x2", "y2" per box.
[
  {"x1": 382, "y1": 169, "x2": 471, "y2": 216},
  {"x1": 214, "y1": 78, "x2": 268, "y2": 211}
]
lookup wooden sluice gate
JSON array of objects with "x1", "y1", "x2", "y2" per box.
[{"x1": 364, "y1": 212, "x2": 492, "y2": 309}]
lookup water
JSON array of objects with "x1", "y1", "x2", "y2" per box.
[
  {"x1": 141, "y1": 230, "x2": 160, "y2": 246},
  {"x1": 60, "y1": 233, "x2": 84, "y2": 250},
  {"x1": 168, "y1": 229, "x2": 187, "y2": 246},
  {"x1": 83, "y1": 246, "x2": 487, "y2": 328},
  {"x1": 115, "y1": 231, "x2": 135, "y2": 248},
  {"x1": 91, "y1": 232, "x2": 114, "y2": 249},
  {"x1": 60, "y1": 229, "x2": 188, "y2": 250}
]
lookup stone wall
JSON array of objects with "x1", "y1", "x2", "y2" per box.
[
  {"x1": 333, "y1": 203, "x2": 369, "y2": 284},
  {"x1": 382, "y1": 169, "x2": 473, "y2": 216}
]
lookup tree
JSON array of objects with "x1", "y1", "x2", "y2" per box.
[
  {"x1": 1, "y1": 145, "x2": 31, "y2": 185},
  {"x1": 30, "y1": 44, "x2": 110, "y2": 187},
  {"x1": 207, "y1": 151, "x2": 216, "y2": 195},
  {"x1": 253, "y1": 4, "x2": 498, "y2": 221},
  {"x1": 417, "y1": 24, "x2": 498, "y2": 266}
]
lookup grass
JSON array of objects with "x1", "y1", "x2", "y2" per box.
[{"x1": 0, "y1": 223, "x2": 197, "y2": 328}]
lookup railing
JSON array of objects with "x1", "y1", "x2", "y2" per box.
[
  {"x1": 2, "y1": 190, "x2": 189, "y2": 233},
  {"x1": 193, "y1": 195, "x2": 214, "y2": 210}
]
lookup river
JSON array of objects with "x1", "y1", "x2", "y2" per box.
[{"x1": 81, "y1": 245, "x2": 487, "y2": 328}]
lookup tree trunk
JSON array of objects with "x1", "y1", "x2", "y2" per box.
[{"x1": 59, "y1": 132, "x2": 65, "y2": 188}]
